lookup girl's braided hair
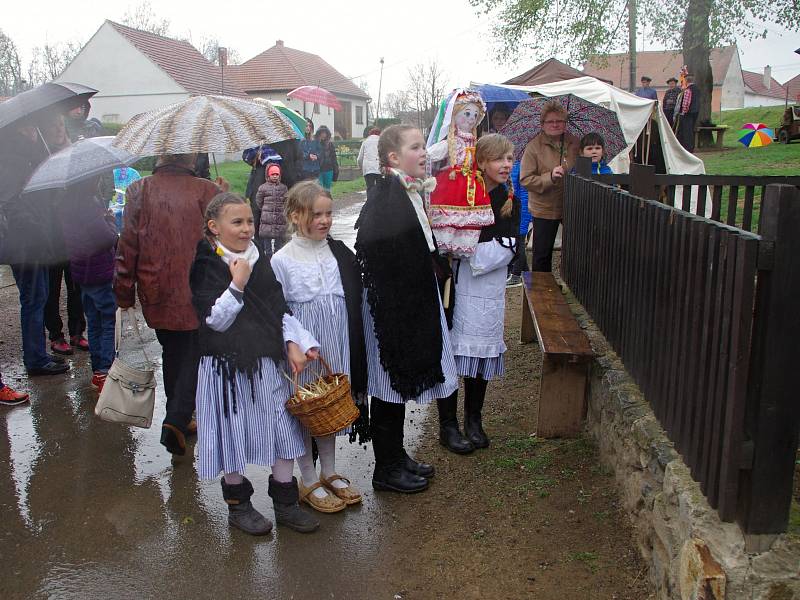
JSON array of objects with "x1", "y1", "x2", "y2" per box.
[{"x1": 204, "y1": 192, "x2": 251, "y2": 236}]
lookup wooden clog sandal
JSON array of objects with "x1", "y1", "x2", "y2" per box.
[
  {"x1": 321, "y1": 473, "x2": 363, "y2": 505},
  {"x1": 298, "y1": 479, "x2": 346, "y2": 513}
]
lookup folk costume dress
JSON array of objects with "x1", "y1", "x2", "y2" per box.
[
  {"x1": 427, "y1": 90, "x2": 494, "y2": 258},
  {"x1": 355, "y1": 169, "x2": 459, "y2": 404},
  {"x1": 270, "y1": 234, "x2": 369, "y2": 440},
  {"x1": 190, "y1": 239, "x2": 319, "y2": 480},
  {"x1": 451, "y1": 184, "x2": 518, "y2": 380}
]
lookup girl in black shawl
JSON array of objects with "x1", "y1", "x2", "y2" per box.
[
  {"x1": 355, "y1": 125, "x2": 459, "y2": 494},
  {"x1": 190, "y1": 193, "x2": 321, "y2": 536}
]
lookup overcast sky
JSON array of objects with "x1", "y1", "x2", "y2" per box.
[{"x1": 4, "y1": 0, "x2": 799, "y2": 104}]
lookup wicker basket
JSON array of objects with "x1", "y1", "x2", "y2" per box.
[{"x1": 285, "y1": 356, "x2": 359, "y2": 436}]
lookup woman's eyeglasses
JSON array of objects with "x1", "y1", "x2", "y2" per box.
[{"x1": 543, "y1": 119, "x2": 567, "y2": 126}]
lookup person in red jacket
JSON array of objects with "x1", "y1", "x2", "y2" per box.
[{"x1": 114, "y1": 153, "x2": 223, "y2": 456}]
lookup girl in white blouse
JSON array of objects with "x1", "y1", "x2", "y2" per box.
[
  {"x1": 271, "y1": 181, "x2": 369, "y2": 514},
  {"x1": 439, "y1": 134, "x2": 518, "y2": 452}
]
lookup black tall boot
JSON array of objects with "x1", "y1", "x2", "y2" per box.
[
  {"x1": 221, "y1": 476, "x2": 272, "y2": 536},
  {"x1": 267, "y1": 476, "x2": 320, "y2": 533},
  {"x1": 464, "y1": 377, "x2": 490, "y2": 449},
  {"x1": 437, "y1": 391, "x2": 474, "y2": 454},
  {"x1": 371, "y1": 397, "x2": 429, "y2": 493}
]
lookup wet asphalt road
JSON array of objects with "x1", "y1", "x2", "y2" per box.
[{"x1": 0, "y1": 193, "x2": 430, "y2": 599}]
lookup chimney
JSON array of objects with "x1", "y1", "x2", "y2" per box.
[
  {"x1": 763, "y1": 65, "x2": 771, "y2": 90},
  {"x1": 218, "y1": 47, "x2": 228, "y2": 67},
  {"x1": 276, "y1": 40, "x2": 284, "y2": 48}
]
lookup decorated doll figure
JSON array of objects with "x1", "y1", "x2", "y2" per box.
[{"x1": 427, "y1": 90, "x2": 495, "y2": 258}]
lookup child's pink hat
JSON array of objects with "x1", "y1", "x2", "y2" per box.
[{"x1": 267, "y1": 164, "x2": 281, "y2": 177}]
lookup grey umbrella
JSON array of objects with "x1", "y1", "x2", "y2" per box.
[
  {"x1": 0, "y1": 82, "x2": 97, "y2": 131},
  {"x1": 23, "y1": 136, "x2": 139, "y2": 194}
]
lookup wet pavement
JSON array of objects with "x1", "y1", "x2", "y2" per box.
[{"x1": 1, "y1": 192, "x2": 432, "y2": 599}]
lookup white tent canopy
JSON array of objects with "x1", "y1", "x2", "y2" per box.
[{"x1": 472, "y1": 76, "x2": 705, "y2": 175}]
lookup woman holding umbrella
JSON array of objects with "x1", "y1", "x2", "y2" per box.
[{"x1": 519, "y1": 100, "x2": 579, "y2": 273}]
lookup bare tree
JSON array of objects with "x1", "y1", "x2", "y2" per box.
[
  {"x1": 406, "y1": 60, "x2": 449, "y2": 135},
  {"x1": 382, "y1": 90, "x2": 412, "y2": 119},
  {"x1": 28, "y1": 41, "x2": 83, "y2": 84},
  {"x1": 198, "y1": 37, "x2": 241, "y2": 65},
  {"x1": 0, "y1": 29, "x2": 25, "y2": 95},
  {"x1": 122, "y1": 1, "x2": 172, "y2": 36}
]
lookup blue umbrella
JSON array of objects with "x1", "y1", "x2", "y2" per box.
[{"x1": 473, "y1": 84, "x2": 530, "y2": 104}]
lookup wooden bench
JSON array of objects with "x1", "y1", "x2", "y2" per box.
[
  {"x1": 694, "y1": 126, "x2": 728, "y2": 150},
  {"x1": 520, "y1": 271, "x2": 594, "y2": 437}
]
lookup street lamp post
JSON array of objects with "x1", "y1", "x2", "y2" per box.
[{"x1": 376, "y1": 57, "x2": 385, "y2": 125}]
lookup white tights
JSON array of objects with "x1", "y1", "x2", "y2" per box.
[
  {"x1": 222, "y1": 458, "x2": 296, "y2": 485},
  {"x1": 295, "y1": 433, "x2": 348, "y2": 498}
]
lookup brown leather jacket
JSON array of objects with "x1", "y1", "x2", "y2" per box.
[{"x1": 114, "y1": 166, "x2": 220, "y2": 331}]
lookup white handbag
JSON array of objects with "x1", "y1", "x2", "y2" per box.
[{"x1": 95, "y1": 308, "x2": 156, "y2": 428}]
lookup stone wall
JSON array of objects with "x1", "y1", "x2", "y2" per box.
[{"x1": 568, "y1": 295, "x2": 800, "y2": 599}]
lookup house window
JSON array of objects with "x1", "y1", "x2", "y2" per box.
[
  {"x1": 356, "y1": 105, "x2": 364, "y2": 125},
  {"x1": 328, "y1": 106, "x2": 332, "y2": 115},
  {"x1": 314, "y1": 103, "x2": 320, "y2": 114},
  {"x1": 102, "y1": 113, "x2": 120, "y2": 124}
]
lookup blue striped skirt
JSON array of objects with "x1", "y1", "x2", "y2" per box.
[
  {"x1": 455, "y1": 354, "x2": 505, "y2": 380},
  {"x1": 289, "y1": 295, "x2": 351, "y2": 437},
  {"x1": 196, "y1": 356, "x2": 306, "y2": 480},
  {"x1": 362, "y1": 289, "x2": 459, "y2": 404}
]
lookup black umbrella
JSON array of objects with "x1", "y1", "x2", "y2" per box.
[{"x1": 0, "y1": 81, "x2": 97, "y2": 131}]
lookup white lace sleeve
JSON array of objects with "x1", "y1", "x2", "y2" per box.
[
  {"x1": 205, "y1": 287, "x2": 245, "y2": 332},
  {"x1": 469, "y1": 238, "x2": 516, "y2": 276}
]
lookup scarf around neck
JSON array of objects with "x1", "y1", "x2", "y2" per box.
[
  {"x1": 214, "y1": 239, "x2": 260, "y2": 268},
  {"x1": 387, "y1": 168, "x2": 436, "y2": 252}
]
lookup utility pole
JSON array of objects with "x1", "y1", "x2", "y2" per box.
[
  {"x1": 376, "y1": 57, "x2": 385, "y2": 124},
  {"x1": 627, "y1": 0, "x2": 637, "y2": 92}
]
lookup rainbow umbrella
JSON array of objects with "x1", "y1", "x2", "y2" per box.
[{"x1": 737, "y1": 123, "x2": 774, "y2": 148}]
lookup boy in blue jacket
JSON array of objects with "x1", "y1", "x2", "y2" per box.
[{"x1": 578, "y1": 132, "x2": 613, "y2": 174}]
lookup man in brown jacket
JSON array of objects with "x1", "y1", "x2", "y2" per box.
[
  {"x1": 114, "y1": 154, "x2": 222, "y2": 456},
  {"x1": 520, "y1": 101, "x2": 579, "y2": 272}
]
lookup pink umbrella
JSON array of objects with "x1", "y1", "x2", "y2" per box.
[{"x1": 287, "y1": 86, "x2": 343, "y2": 110}]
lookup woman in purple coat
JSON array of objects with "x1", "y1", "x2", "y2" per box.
[{"x1": 59, "y1": 177, "x2": 119, "y2": 391}]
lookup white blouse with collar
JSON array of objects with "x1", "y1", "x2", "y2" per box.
[{"x1": 270, "y1": 235, "x2": 344, "y2": 304}]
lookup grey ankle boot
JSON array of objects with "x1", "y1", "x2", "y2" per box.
[
  {"x1": 221, "y1": 477, "x2": 273, "y2": 536},
  {"x1": 267, "y1": 475, "x2": 320, "y2": 533}
]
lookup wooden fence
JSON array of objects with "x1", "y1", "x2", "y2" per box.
[
  {"x1": 561, "y1": 173, "x2": 800, "y2": 535},
  {"x1": 583, "y1": 162, "x2": 800, "y2": 235}
]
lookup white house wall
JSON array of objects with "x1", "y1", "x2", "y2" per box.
[
  {"x1": 720, "y1": 50, "x2": 744, "y2": 110},
  {"x1": 743, "y1": 93, "x2": 787, "y2": 107},
  {"x1": 56, "y1": 21, "x2": 189, "y2": 123},
  {"x1": 349, "y1": 100, "x2": 369, "y2": 138}
]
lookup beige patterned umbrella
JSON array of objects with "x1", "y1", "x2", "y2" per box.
[{"x1": 112, "y1": 95, "x2": 299, "y2": 155}]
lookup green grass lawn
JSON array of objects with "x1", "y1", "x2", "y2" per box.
[
  {"x1": 145, "y1": 160, "x2": 366, "y2": 199},
  {"x1": 700, "y1": 141, "x2": 800, "y2": 176}
]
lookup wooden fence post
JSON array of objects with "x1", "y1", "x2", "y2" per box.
[
  {"x1": 575, "y1": 156, "x2": 592, "y2": 177},
  {"x1": 629, "y1": 163, "x2": 658, "y2": 200},
  {"x1": 738, "y1": 184, "x2": 800, "y2": 541}
]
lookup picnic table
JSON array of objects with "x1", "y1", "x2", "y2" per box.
[{"x1": 695, "y1": 125, "x2": 729, "y2": 150}]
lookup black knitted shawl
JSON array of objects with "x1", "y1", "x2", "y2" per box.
[
  {"x1": 355, "y1": 174, "x2": 445, "y2": 400},
  {"x1": 190, "y1": 239, "x2": 290, "y2": 416},
  {"x1": 328, "y1": 237, "x2": 370, "y2": 443}
]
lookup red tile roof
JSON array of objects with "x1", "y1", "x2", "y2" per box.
[
  {"x1": 227, "y1": 41, "x2": 369, "y2": 100},
  {"x1": 742, "y1": 70, "x2": 788, "y2": 100},
  {"x1": 505, "y1": 58, "x2": 605, "y2": 86},
  {"x1": 784, "y1": 74, "x2": 800, "y2": 103},
  {"x1": 107, "y1": 20, "x2": 247, "y2": 98},
  {"x1": 583, "y1": 46, "x2": 738, "y2": 89}
]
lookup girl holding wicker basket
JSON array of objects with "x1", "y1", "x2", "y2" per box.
[
  {"x1": 270, "y1": 180, "x2": 370, "y2": 514},
  {"x1": 190, "y1": 192, "x2": 322, "y2": 536}
]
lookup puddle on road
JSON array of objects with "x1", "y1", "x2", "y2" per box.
[{"x1": 0, "y1": 193, "x2": 425, "y2": 598}]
